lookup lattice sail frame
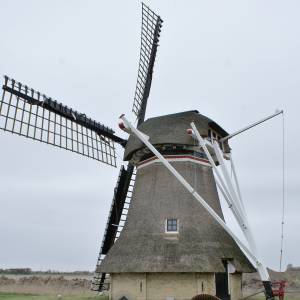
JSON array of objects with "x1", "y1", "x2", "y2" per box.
[
  {"x1": 0, "y1": 76, "x2": 117, "y2": 166},
  {"x1": 132, "y1": 3, "x2": 163, "y2": 122}
]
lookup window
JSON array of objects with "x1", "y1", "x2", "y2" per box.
[
  {"x1": 165, "y1": 218, "x2": 178, "y2": 233},
  {"x1": 208, "y1": 128, "x2": 222, "y2": 142}
]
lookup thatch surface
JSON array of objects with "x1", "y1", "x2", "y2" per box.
[
  {"x1": 124, "y1": 110, "x2": 229, "y2": 161},
  {"x1": 99, "y1": 161, "x2": 255, "y2": 273}
]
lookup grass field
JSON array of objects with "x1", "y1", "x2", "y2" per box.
[{"x1": 0, "y1": 293, "x2": 108, "y2": 300}]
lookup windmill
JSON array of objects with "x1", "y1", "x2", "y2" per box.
[{"x1": 0, "y1": 3, "x2": 284, "y2": 300}]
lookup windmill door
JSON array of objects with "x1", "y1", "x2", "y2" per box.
[
  {"x1": 215, "y1": 272, "x2": 230, "y2": 300},
  {"x1": 215, "y1": 260, "x2": 230, "y2": 300}
]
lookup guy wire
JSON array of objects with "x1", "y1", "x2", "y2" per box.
[{"x1": 279, "y1": 111, "x2": 285, "y2": 272}]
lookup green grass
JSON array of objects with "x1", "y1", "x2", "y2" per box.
[{"x1": 0, "y1": 293, "x2": 108, "y2": 300}]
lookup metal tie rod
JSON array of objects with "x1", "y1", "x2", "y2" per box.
[{"x1": 220, "y1": 110, "x2": 283, "y2": 142}]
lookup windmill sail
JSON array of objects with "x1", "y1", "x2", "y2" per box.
[
  {"x1": 92, "y1": 164, "x2": 136, "y2": 291},
  {"x1": 0, "y1": 76, "x2": 124, "y2": 167},
  {"x1": 132, "y1": 3, "x2": 163, "y2": 124},
  {"x1": 92, "y1": 3, "x2": 163, "y2": 291}
]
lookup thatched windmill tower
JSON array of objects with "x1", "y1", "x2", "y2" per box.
[{"x1": 99, "y1": 110, "x2": 255, "y2": 300}]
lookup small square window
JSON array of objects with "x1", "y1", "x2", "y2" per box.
[{"x1": 166, "y1": 218, "x2": 178, "y2": 233}]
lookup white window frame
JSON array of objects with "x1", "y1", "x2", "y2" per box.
[{"x1": 165, "y1": 218, "x2": 179, "y2": 234}]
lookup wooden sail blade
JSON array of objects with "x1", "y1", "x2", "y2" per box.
[
  {"x1": 132, "y1": 3, "x2": 163, "y2": 124},
  {"x1": 0, "y1": 76, "x2": 122, "y2": 167}
]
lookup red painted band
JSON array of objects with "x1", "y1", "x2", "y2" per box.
[{"x1": 138, "y1": 155, "x2": 210, "y2": 167}]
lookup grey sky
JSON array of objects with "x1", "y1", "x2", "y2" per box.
[{"x1": 0, "y1": 0, "x2": 299, "y2": 272}]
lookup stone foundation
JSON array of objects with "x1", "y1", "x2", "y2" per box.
[{"x1": 110, "y1": 272, "x2": 242, "y2": 300}]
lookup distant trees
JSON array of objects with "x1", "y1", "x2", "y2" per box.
[
  {"x1": 0, "y1": 268, "x2": 32, "y2": 274},
  {"x1": 287, "y1": 264, "x2": 300, "y2": 271},
  {"x1": 0, "y1": 268, "x2": 93, "y2": 275}
]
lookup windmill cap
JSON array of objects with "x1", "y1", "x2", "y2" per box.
[{"x1": 124, "y1": 110, "x2": 229, "y2": 161}]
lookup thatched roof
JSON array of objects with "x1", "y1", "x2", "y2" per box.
[
  {"x1": 98, "y1": 161, "x2": 255, "y2": 273},
  {"x1": 124, "y1": 110, "x2": 229, "y2": 161}
]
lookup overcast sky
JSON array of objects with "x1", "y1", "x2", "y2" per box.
[{"x1": 0, "y1": 0, "x2": 299, "y2": 272}]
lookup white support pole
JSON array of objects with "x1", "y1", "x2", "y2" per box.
[
  {"x1": 120, "y1": 115, "x2": 269, "y2": 281},
  {"x1": 214, "y1": 179, "x2": 249, "y2": 230},
  {"x1": 192, "y1": 124, "x2": 257, "y2": 252},
  {"x1": 213, "y1": 149, "x2": 250, "y2": 227},
  {"x1": 190, "y1": 130, "x2": 232, "y2": 204},
  {"x1": 220, "y1": 110, "x2": 283, "y2": 142},
  {"x1": 190, "y1": 123, "x2": 247, "y2": 223},
  {"x1": 192, "y1": 136, "x2": 244, "y2": 218},
  {"x1": 190, "y1": 127, "x2": 248, "y2": 239},
  {"x1": 214, "y1": 152, "x2": 269, "y2": 280},
  {"x1": 189, "y1": 122, "x2": 269, "y2": 281},
  {"x1": 215, "y1": 178, "x2": 234, "y2": 209},
  {"x1": 212, "y1": 140, "x2": 261, "y2": 255},
  {"x1": 212, "y1": 140, "x2": 247, "y2": 221},
  {"x1": 190, "y1": 123, "x2": 246, "y2": 221},
  {"x1": 229, "y1": 152, "x2": 246, "y2": 215}
]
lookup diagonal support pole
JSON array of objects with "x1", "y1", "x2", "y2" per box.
[
  {"x1": 219, "y1": 110, "x2": 283, "y2": 142},
  {"x1": 190, "y1": 122, "x2": 270, "y2": 282},
  {"x1": 212, "y1": 140, "x2": 247, "y2": 220},
  {"x1": 229, "y1": 152, "x2": 247, "y2": 215},
  {"x1": 190, "y1": 123, "x2": 247, "y2": 221}
]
